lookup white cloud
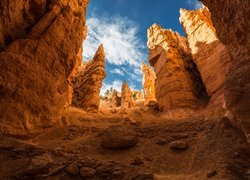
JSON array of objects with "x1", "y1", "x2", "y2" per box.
[
  {"x1": 187, "y1": 0, "x2": 203, "y2": 9},
  {"x1": 100, "y1": 80, "x2": 139, "y2": 95},
  {"x1": 101, "y1": 80, "x2": 123, "y2": 95},
  {"x1": 110, "y1": 68, "x2": 125, "y2": 76},
  {"x1": 82, "y1": 15, "x2": 146, "y2": 68}
]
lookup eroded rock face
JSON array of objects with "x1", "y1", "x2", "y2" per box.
[
  {"x1": 179, "y1": 7, "x2": 231, "y2": 105},
  {"x1": 0, "y1": 0, "x2": 89, "y2": 135},
  {"x1": 199, "y1": 0, "x2": 250, "y2": 141},
  {"x1": 142, "y1": 63, "x2": 157, "y2": 105},
  {"x1": 121, "y1": 81, "x2": 134, "y2": 109},
  {"x1": 132, "y1": 90, "x2": 144, "y2": 101},
  {"x1": 72, "y1": 44, "x2": 106, "y2": 112},
  {"x1": 147, "y1": 24, "x2": 207, "y2": 111},
  {"x1": 111, "y1": 90, "x2": 121, "y2": 108}
]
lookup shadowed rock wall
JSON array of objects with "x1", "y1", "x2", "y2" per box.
[{"x1": 0, "y1": 0, "x2": 89, "y2": 136}]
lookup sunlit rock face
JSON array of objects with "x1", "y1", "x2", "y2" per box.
[
  {"x1": 142, "y1": 63, "x2": 157, "y2": 105},
  {"x1": 132, "y1": 90, "x2": 144, "y2": 101},
  {"x1": 0, "y1": 0, "x2": 89, "y2": 136},
  {"x1": 111, "y1": 90, "x2": 121, "y2": 108},
  {"x1": 121, "y1": 81, "x2": 134, "y2": 109},
  {"x1": 199, "y1": 0, "x2": 250, "y2": 141},
  {"x1": 147, "y1": 24, "x2": 207, "y2": 111},
  {"x1": 72, "y1": 44, "x2": 106, "y2": 112},
  {"x1": 179, "y1": 7, "x2": 232, "y2": 105}
]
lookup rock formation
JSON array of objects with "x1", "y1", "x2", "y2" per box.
[
  {"x1": 111, "y1": 90, "x2": 121, "y2": 108},
  {"x1": 198, "y1": 0, "x2": 250, "y2": 141},
  {"x1": 132, "y1": 90, "x2": 144, "y2": 101},
  {"x1": 72, "y1": 44, "x2": 106, "y2": 112},
  {"x1": 147, "y1": 24, "x2": 207, "y2": 111},
  {"x1": 179, "y1": 7, "x2": 231, "y2": 105},
  {"x1": 141, "y1": 63, "x2": 157, "y2": 105},
  {"x1": 121, "y1": 81, "x2": 134, "y2": 109},
  {"x1": 0, "y1": 0, "x2": 89, "y2": 135}
]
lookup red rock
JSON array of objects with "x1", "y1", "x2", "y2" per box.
[
  {"x1": 141, "y1": 63, "x2": 157, "y2": 105},
  {"x1": 147, "y1": 24, "x2": 207, "y2": 111},
  {"x1": 121, "y1": 81, "x2": 134, "y2": 109},
  {"x1": 196, "y1": 1, "x2": 250, "y2": 141},
  {"x1": 111, "y1": 90, "x2": 121, "y2": 108},
  {"x1": 179, "y1": 7, "x2": 232, "y2": 106},
  {"x1": 0, "y1": 0, "x2": 89, "y2": 136},
  {"x1": 72, "y1": 44, "x2": 106, "y2": 112}
]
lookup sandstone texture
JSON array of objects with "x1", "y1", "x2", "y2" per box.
[
  {"x1": 147, "y1": 24, "x2": 207, "y2": 111},
  {"x1": 180, "y1": 7, "x2": 231, "y2": 106},
  {"x1": 101, "y1": 126, "x2": 137, "y2": 150},
  {"x1": 111, "y1": 90, "x2": 121, "y2": 108},
  {"x1": 132, "y1": 90, "x2": 144, "y2": 101},
  {"x1": 141, "y1": 63, "x2": 157, "y2": 105},
  {"x1": 121, "y1": 81, "x2": 134, "y2": 109},
  {"x1": 198, "y1": 0, "x2": 250, "y2": 141},
  {"x1": 72, "y1": 44, "x2": 106, "y2": 112},
  {"x1": 0, "y1": 0, "x2": 89, "y2": 135}
]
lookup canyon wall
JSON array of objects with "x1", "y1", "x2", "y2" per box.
[
  {"x1": 72, "y1": 44, "x2": 106, "y2": 112},
  {"x1": 180, "y1": 7, "x2": 231, "y2": 105},
  {"x1": 198, "y1": 0, "x2": 250, "y2": 141},
  {"x1": 0, "y1": 0, "x2": 89, "y2": 136},
  {"x1": 141, "y1": 63, "x2": 157, "y2": 105},
  {"x1": 147, "y1": 24, "x2": 207, "y2": 111},
  {"x1": 121, "y1": 81, "x2": 134, "y2": 109}
]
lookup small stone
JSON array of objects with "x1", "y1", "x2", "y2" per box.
[
  {"x1": 169, "y1": 141, "x2": 188, "y2": 151},
  {"x1": 80, "y1": 167, "x2": 96, "y2": 177},
  {"x1": 156, "y1": 138, "x2": 167, "y2": 145},
  {"x1": 101, "y1": 126, "x2": 137, "y2": 150},
  {"x1": 96, "y1": 165, "x2": 110, "y2": 174},
  {"x1": 207, "y1": 170, "x2": 217, "y2": 178},
  {"x1": 66, "y1": 164, "x2": 79, "y2": 176}
]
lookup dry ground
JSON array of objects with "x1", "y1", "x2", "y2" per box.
[{"x1": 0, "y1": 107, "x2": 249, "y2": 179}]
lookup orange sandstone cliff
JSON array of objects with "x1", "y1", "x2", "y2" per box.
[
  {"x1": 0, "y1": 0, "x2": 89, "y2": 136},
  {"x1": 198, "y1": 0, "x2": 250, "y2": 141},
  {"x1": 179, "y1": 7, "x2": 231, "y2": 106},
  {"x1": 147, "y1": 24, "x2": 207, "y2": 111}
]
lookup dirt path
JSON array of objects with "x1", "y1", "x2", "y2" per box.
[{"x1": 0, "y1": 107, "x2": 249, "y2": 179}]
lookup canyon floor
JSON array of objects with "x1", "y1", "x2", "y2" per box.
[{"x1": 0, "y1": 107, "x2": 249, "y2": 179}]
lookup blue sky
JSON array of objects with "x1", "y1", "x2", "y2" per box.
[{"x1": 82, "y1": 0, "x2": 202, "y2": 94}]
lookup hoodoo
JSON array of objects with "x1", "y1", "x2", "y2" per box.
[
  {"x1": 147, "y1": 24, "x2": 207, "y2": 111},
  {"x1": 141, "y1": 63, "x2": 157, "y2": 105},
  {"x1": 121, "y1": 81, "x2": 134, "y2": 109},
  {"x1": 0, "y1": 1, "x2": 249, "y2": 179},
  {"x1": 72, "y1": 44, "x2": 106, "y2": 112},
  {"x1": 180, "y1": 7, "x2": 231, "y2": 105}
]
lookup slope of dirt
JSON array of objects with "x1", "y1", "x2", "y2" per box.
[{"x1": 0, "y1": 107, "x2": 249, "y2": 179}]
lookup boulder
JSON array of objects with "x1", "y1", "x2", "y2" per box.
[{"x1": 101, "y1": 126, "x2": 137, "y2": 150}]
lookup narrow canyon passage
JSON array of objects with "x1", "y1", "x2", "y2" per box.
[{"x1": 0, "y1": 0, "x2": 249, "y2": 179}]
